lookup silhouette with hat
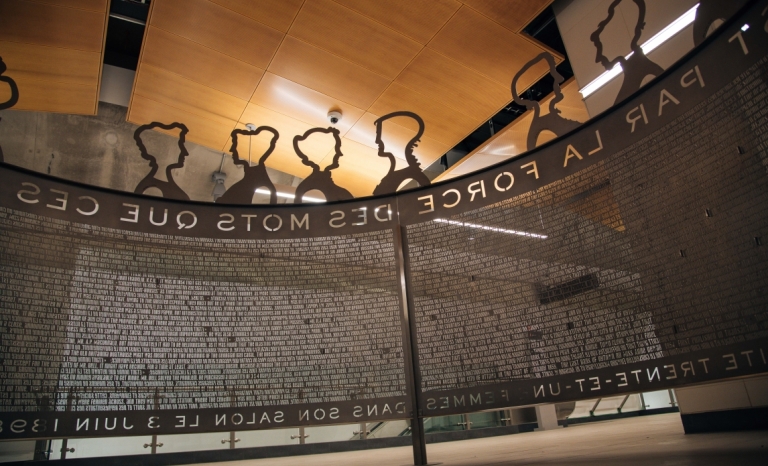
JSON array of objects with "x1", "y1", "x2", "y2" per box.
[
  {"x1": 590, "y1": 0, "x2": 664, "y2": 106},
  {"x1": 216, "y1": 126, "x2": 279, "y2": 204},
  {"x1": 372, "y1": 111, "x2": 431, "y2": 195},
  {"x1": 292, "y1": 127, "x2": 353, "y2": 203},
  {"x1": 512, "y1": 52, "x2": 582, "y2": 151},
  {"x1": 133, "y1": 122, "x2": 191, "y2": 200},
  {"x1": 0, "y1": 56, "x2": 20, "y2": 163}
]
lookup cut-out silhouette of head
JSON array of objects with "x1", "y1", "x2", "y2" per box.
[
  {"x1": 216, "y1": 126, "x2": 279, "y2": 205},
  {"x1": 590, "y1": 0, "x2": 664, "y2": 105},
  {"x1": 374, "y1": 111, "x2": 425, "y2": 168},
  {"x1": 692, "y1": 0, "x2": 743, "y2": 47},
  {"x1": 511, "y1": 52, "x2": 582, "y2": 151},
  {"x1": 133, "y1": 122, "x2": 191, "y2": 200},
  {"x1": 294, "y1": 127, "x2": 344, "y2": 173},
  {"x1": 0, "y1": 56, "x2": 19, "y2": 111},
  {"x1": 512, "y1": 52, "x2": 564, "y2": 113},
  {"x1": 292, "y1": 127, "x2": 353, "y2": 203},
  {"x1": 591, "y1": 0, "x2": 646, "y2": 70},
  {"x1": 371, "y1": 111, "x2": 430, "y2": 196},
  {"x1": 0, "y1": 56, "x2": 20, "y2": 164}
]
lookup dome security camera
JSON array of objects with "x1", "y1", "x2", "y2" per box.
[{"x1": 327, "y1": 110, "x2": 342, "y2": 125}]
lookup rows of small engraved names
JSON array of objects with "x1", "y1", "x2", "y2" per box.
[
  {"x1": 604, "y1": 62, "x2": 768, "y2": 354},
  {"x1": 407, "y1": 60, "x2": 768, "y2": 391},
  {"x1": 0, "y1": 215, "x2": 405, "y2": 411}
]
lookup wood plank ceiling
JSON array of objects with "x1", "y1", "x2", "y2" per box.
[
  {"x1": 128, "y1": 0, "x2": 558, "y2": 197},
  {"x1": 0, "y1": 0, "x2": 110, "y2": 115},
  {"x1": 436, "y1": 77, "x2": 589, "y2": 181}
]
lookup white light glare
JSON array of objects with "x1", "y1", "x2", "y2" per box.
[
  {"x1": 580, "y1": 3, "x2": 700, "y2": 98},
  {"x1": 374, "y1": 207, "x2": 393, "y2": 215},
  {"x1": 741, "y1": 24, "x2": 750, "y2": 32},
  {"x1": 254, "y1": 188, "x2": 325, "y2": 203},
  {"x1": 434, "y1": 218, "x2": 548, "y2": 239}
]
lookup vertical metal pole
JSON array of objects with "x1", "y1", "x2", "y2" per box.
[
  {"x1": 60, "y1": 391, "x2": 76, "y2": 459},
  {"x1": 392, "y1": 225, "x2": 428, "y2": 466}
]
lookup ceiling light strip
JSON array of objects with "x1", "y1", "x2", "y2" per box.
[
  {"x1": 434, "y1": 218, "x2": 548, "y2": 239},
  {"x1": 254, "y1": 188, "x2": 325, "y2": 203}
]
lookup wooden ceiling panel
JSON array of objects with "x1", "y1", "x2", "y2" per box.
[
  {"x1": 268, "y1": 36, "x2": 391, "y2": 109},
  {"x1": 123, "y1": 0, "x2": 566, "y2": 195},
  {"x1": 345, "y1": 112, "x2": 450, "y2": 167},
  {"x1": 0, "y1": 41, "x2": 101, "y2": 87},
  {"x1": 333, "y1": 0, "x2": 461, "y2": 45},
  {"x1": 436, "y1": 78, "x2": 588, "y2": 181},
  {"x1": 129, "y1": 95, "x2": 236, "y2": 152},
  {"x1": 150, "y1": 0, "x2": 283, "y2": 69},
  {"x1": 0, "y1": 0, "x2": 106, "y2": 52},
  {"x1": 29, "y1": 0, "x2": 108, "y2": 12},
  {"x1": 288, "y1": 0, "x2": 422, "y2": 79},
  {"x1": 236, "y1": 103, "x2": 320, "y2": 178},
  {"x1": 395, "y1": 48, "x2": 510, "y2": 121},
  {"x1": 428, "y1": 6, "x2": 553, "y2": 87},
  {"x1": 1, "y1": 79, "x2": 97, "y2": 115},
  {"x1": 142, "y1": 27, "x2": 264, "y2": 101},
  {"x1": 208, "y1": 0, "x2": 304, "y2": 33},
  {"x1": 250, "y1": 73, "x2": 365, "y2": 136},
  {"x1": 369, "y1": 82, "x2": 481, "y2": 146},
  {"x1": 133, "y1": 64, "x2": 247, "y2": 123},
  {"x1": 460, "y1": 0, "x2": 552, "y2": 33}
]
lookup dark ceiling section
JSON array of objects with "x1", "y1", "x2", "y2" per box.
[
  {"x1": 104, "y1": 0, "x2": 149, "y2": 70},
  {"x1": 425, "y1": 6, "x2": 574, "y2": 179}
]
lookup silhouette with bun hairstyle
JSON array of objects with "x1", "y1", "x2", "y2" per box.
[
  {"x1": 133, "y1": 122, "x2": 191, "y2": 200},
  {"x1": 216, "y1": 126, "x2": 279, "y2": 205},
  {"x1": 590, "y1": 0, "x2": 664, "y2": 106},
  {"x1": 372, "y1": 111, "x2": 431, "y2": 196},
  {"x1": 292, "y1": 127, "x2": 353, "y2": 203},
  {"x1": 692, "y1": 0, "x2": 743, "y2": 47},
  {"x1": 512, "y1": 52, "x2": 582, "y2": 152},
  {"x1": 0, "y1": 56, "x2": 20, "y2": 164}
]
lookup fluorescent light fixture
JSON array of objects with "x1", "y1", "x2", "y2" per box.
[
  {"x1": 254, "y1": 188, "x2": 325, "y2": 203},
  {"x1": 580, "y1": 3, "x2": 700, "y2": 98},
  {"x1": 434, "y1": 218, "x2": 548, "y2": 239}
]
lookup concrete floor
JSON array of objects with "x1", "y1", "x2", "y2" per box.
[{"x1": 182, "y1": 413, "x2": 768, "y2": 466}]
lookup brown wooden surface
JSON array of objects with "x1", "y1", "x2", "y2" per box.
[
  {"x1": 333, "y1": 0, "x2": 461, "y2": 45},
  {"x1": 429, "y1": 6, "x2": 557, "y2": 86},
  {"x1": 0, "y1": 79, "x2": 97, "y2": 115},
  {"x1": 396, "y1": 48, "x2": 510, "y2": 120},
  {"x1": 208, "y1": 0, "x2": 304, "y2": 33},
  {"x1": 0, "y1": 0, "x2": 105, "y2": 52},
  {"x1": 125, "y1": 0, "x2": 557, "y2": 196},
  {"x1": 459, "y1": 0, "x2": 553, "y2": 33},
  {"x1": 288, "y1": 0, "x2": 422, "y2": 79},
  {"x1": 141, "y1": 27, "x2": 265, "y2": 101},
  {"x1": 250, "y1": 73, "x2": 366, "y2": 136},
  {"x1": 0, "y1": 41, "x2": 101, "y2": 87},
  {"x1": 25, "y1": 0, "x2": 109, "y2": 13},
  {"x1": 0, "y1": 0, "x2": 108, "y2": 115},
  {"x1": 150, "y1": 0, "x2": 283, "y2": 69},
  {"x1": 435, "y1": 78, "x2": 589, "y2": 181},
  {"x1": 267, "y1": 37, "x2": 390, "y2": 109}
]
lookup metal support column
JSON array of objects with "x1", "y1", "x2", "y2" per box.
[
  {"x1": 393, "y1": 225, "x2": 428, "y2": 466},
  {"x1": 144, "y1": 390, "x2": 163, "y2": 454},
  {"x1": 291, "y1": 427, "x2": 309, "y2": 444},
  {"x1": 59, "y1": 391, "x2": 77, "y2": 460}
]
